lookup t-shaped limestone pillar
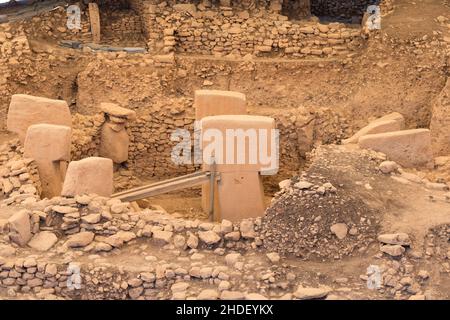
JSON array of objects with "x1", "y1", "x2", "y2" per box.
[
  {"x1": 62, "y1": 157, "x2": 114, "y2": 197},
  {"x1": 201, "y1": 115, "x2": 278, "y2": 222},
  {"x1": 194, "y1": 90, "x2": 248, "y2": 216},
  {"x1": 7, "y1": 94, "x2": 72, "y2": 144},
  {"x1": 24, "y1": 124, "x2": 72, "y2": 198},
  {"x1": 99, "y1": 103, "x2": 136, "y2": 165}
]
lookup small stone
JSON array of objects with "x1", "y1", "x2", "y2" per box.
[
  {"x1": 294, "y1": 286, "x2": 331, "y2": 300},
  {"x1": 380, "y1": 244, "x2": 405, "y2": 257},
  {"x1": 220, "y1": 290, "x2": 245, "y2": 300},
  {"x1": 197, "y1": 289, "x2": 219, "y2": 300},
  {"x1": 377, "y1": 233, "x2": 411, "y2": 246},
  {"x1": 198, "y1": 230, "x2": 221, "y2": 245},
  {"x1": 330, "y1": 223, "x2": 348, "y2": 240},
  {"x1": 379, "y1": 161, "x2": 399, "y2": 174},
  {"x1": 66, "y1": 232, "x2": 95, "y2": 248},
  {"x1": 266, "y1": 252, "x2": 280, "y2": 263},
  {"x1": 152, "y1": 230, "x2": 173, "y2": 244},
  {"x1": 295, "y1": 181, "x2": 313, "y2": 189},
  {"x1": 81, "y1": 214, "x2": 101, "y2": 224},
  {"x1": 171, "y1": 282, "x2": 189, "y2": 293}
]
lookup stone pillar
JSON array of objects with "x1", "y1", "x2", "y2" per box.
[
  {"x1": 269, "y1": 0, "x2": 283, "y2": 13},
  {"x1": 24, "y1": 124, "x2": 72, "y2": 198},
  {"x1": 201, "y1": 115, "x2": 278, "y2": 222},
  {"x1": 88, "y1": 2, "x2": 101, "y2": 43},
  {"x1": 99, "y1": 103, "x2": 136, "y2": 165},
  {"x1": 62, "y1": 157, "x2": 114, "y2": 197},
  {"x1": 7, "y1": 94, "x2": 72, "y2": 144},
  {"x1": 194, "y1": 90, "x2": 247, "y2": 215}
]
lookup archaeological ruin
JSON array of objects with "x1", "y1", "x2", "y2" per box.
[{"x1": 0, "y1": 0, "x2": 449, "y2": 307}]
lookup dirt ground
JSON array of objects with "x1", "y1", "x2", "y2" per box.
[{"x1": 0, "y1": 0, "x2": 450, "y2": 301}]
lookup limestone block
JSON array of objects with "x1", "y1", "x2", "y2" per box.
[
  {"x1": 100, "y1": 103, "x2": 136, "y2": 120},
  {"x1": 200, "y1": 115, "x2": 278, "y2": 173},
  {"x1": 343, "y1": 112, "x2": 405, "y2": 144},
  {"x1": 88, "y1": 3, "x2": 101, "y2": 43},
  {"x1": 358, "y1": 129, "x2": 433, "y2": 168},
  {"x1": 8, "y1": 210, "x2": 32, "y2": 246},
  {"x1": 7, "y1": 94, "x2": 71, "y2": 143},
  {"x1": 194, "y1": 90, "x2": 247, "y2": 120},
  {"x1": 24, "y1": 124, "x2": 71, "y2": 198},
  {"x1": 200, "y1": 115, "x2": 277, "y2": 221},
  {"x1": 99, "y1": 123, "x2": 130, "y2": 163},
  {"x1": 62, "y1": 157, "x2": 114, "y2": 197}
]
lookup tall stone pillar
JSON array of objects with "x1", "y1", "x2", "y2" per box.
[
  {"x1": 24, "y1": 124, "x2": 72, "y2": 198},
  {"x1": 194, "y1": 90, "x2": 247, "y2": 216},
  {"x1": 88, "y1": 2, "x2": 101, "y2": 43},
  {"x1": 99, "y1": 103, "x2": 136, "y2": 165}
]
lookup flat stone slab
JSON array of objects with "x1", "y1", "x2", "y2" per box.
[
  {"x1": 28, "y1": 231, "x2": 58, "y2": 251},
  {"x1": 358, "y1": 129, "x2": 433, "y2": 168},
  {"x1": 343, "y1": 112, "x2": 405, "y2": 144},
  {"x1": 8, "y1": 210, "x2": 31, "y2": 246},
  {"x1": 61, "y1": 157, "x2": 113, "y2": 197},
  {"x1": 100, "y1": 103, "x2": 136, "y2": 120},
  {"x1": 7, "y1": 94, "x2": 71, "y2": 143}
]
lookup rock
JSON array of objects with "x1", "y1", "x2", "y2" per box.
[
  {"x1": 418, "y1": 270, "x2": 430, "y2": 280},
  {"x1": 380, "y1": 244, "x2": 405, "y2": 257},
  {"x1": 379, "y1": 161, "x2": 399, "y2": 174},
  {"x1": 152, "y1": 230, "x2": 173, "y2": 244},
  {"x1": 239, "y1": 220, "x2": 256, "y2": 239},
  {"x1": 66, "y1": 232, "x2": 95, "y2": 248},
  {"x1": 171, "y1": 282, "x2": 189, "y2": 293},
  {"x1": 293, "y1": 286, "x2": 331, "y2": 300},
  {"x1": 343, "y1": 112, "x2": 405, "y2": 144},
  {"x1": 61, "y1": 157, "x2": 114, "y2": 197},
  {"x1": 128, "y1": 286, "x2": 143, "y2": 299},
  {"x1": 81, "y1": 214, "x2": 101, "y2": 224},
  {"x1": 186, "y1": 234, "x2": 199, "y2": 249},
  {"x1": 266, "y1": 252, "x2": 280, "y2": 263},
  {"x1": 7, "y1": 94, "x2": 72, "y2": 143},
  {"x1": 100, "y1": 103, "x2": 136, "y2": 120},
  {"x1": 294, "y1": 181, "x2": 313, "y2": 189},
  {"x1": 198, "y1": 230, "x2": 221, "y2": 245},
  {"x1": 52, "y1": 205, "x2": 78, "y2": 214},
  {"x1": 173, "y1": 235, "x2": 186, "y2": 249},
  {"x1": 246, "y1": 293, "x2": 268, "y2": 300},
  {"x1": 330, "y1": 223, "x2": 348, "y2": 240},
  {"x1": 225, "y1": 253, "x2": 241, "y2": 266},
  {"x1": 8, "y1": 210, "x2": 32, "y2": 246},
  {"x1": 377, "y1": 233, "x2": 411, "y2": 246},
  {"x1": 28, "y1": 232, "x2": 58, "y2": 251},
  {"x1": 197, "y1": 289, "x2": 219, "y2": 300},
  {"x1": 358, "y1": 129, "x2": 434, "y2": 168},
  {"x1": 220, "y1": 290, "x2": 245, "y2": 300},
  {"x1": 221, "y1": 219, "x2": 233, "y2": 233}
]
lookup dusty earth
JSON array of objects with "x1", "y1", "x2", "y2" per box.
[{"x1": 0, "y1": 0, "x2": 449, "y2": 301}]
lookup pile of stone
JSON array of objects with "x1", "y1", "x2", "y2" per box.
[
  {"x1": 261, "y1": 145, "x2": 381, "y2": 260},
  {"x1": 0, "y1": 141, "x2": 41, "y2": 205}
]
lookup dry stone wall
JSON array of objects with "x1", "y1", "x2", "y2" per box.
[{"x1": 130, "y1": 0, "x2": 364, "y2": 57}]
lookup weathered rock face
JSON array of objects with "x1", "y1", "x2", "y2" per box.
[
  {"x1": 7, "y1": 94, "x2": 72, "y2": 143},
  {"x1": 28, "y1": 231, "x2": 58, "y2": 251},
  {"x1": 99, "y1": 103, "x2": 136, "y2": 165},
  {"x1": 23, "y1": 124, "x2": 72, "y2": 198},
  {"x1": 430, "y1": 79, "x2": 450, "y2": 156},
  {"x1": 8, "y1": 210, "x2": 32, "y2": 246},
  {"x1": 358, "y1": 129, "x2": 434, "y2": 168},
  {"x1": 61, "y1": 157, "x2": 114, "y2": 197}
]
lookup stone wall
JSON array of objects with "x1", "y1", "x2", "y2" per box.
[{"x1": 129, "y1": 0, "x2": 363, "y2": 57}]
